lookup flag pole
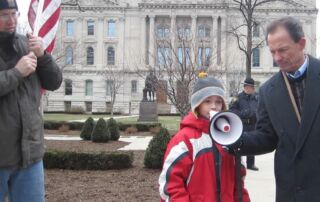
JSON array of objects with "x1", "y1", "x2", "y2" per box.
[{"x1": 33, "y1": 0, "x2": 45, "y2": 36}]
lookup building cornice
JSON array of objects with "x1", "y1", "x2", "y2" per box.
[
  {"x1": 138, "y1": 3, "x2": 229, "y2": 10},
  {"x1": 62, "y1": 5, "x2": 125, "y2": 11}
]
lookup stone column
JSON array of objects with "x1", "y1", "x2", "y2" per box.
[
  {"x1": 170, "y1": 15, "x2": 176, "y2": 64},
  {"x1": 220, "y1": 16, "x2": 227, "y2": 66},
  {"x1": 149, "y1": 15, "x2": 155, "y2": 67},
  {"x1": 212, "y1": 16, "x2": 217, "y2": 65},
  {"x1": 141, "y1": 15, "x2": 147, "y2": 65},
  {"x1": 191, "y1": 15, "x2": 197, "y2": 65},
  {"x1": 97, "y1": 17, "x2": 104, "y2": 69}
]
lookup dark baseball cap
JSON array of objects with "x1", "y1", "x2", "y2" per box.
[{"x1": 0, "y1": 0, "x2": 18, "y2": 11}]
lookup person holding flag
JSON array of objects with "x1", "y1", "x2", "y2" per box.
[{"x1": 0, "y1": 0, "x2": 62, "y2": 201}]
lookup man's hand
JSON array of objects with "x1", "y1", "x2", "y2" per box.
[
  {"x1": 223, "y1": 137, "x2": 243, "y2": 155},
  {"x1": 27, "y1": 33, "x2": 45, "y2": 58},
  {"x1": 15, "y1": 52, "x2": 37, "y2": 77}
]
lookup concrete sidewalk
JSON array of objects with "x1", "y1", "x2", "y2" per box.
[
  {"x1": 44, "y1": 134, "x2": 153, "y2": 150},
  {"x1": 44, "y1": 134, "x2": 276, "y2": 201},
  {"x1": 245, "y1": 152, "x2": 276, "y2": 202}
]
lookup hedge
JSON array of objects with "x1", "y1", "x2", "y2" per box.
[
  {"x1": 44, "y1": 150, "x2": 133, "y2": 170},
  {"x1": 44, "y1": 120, "x2": 161, "y2": 132}
]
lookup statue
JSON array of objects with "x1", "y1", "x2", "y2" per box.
[{"x1": 145, "y1": 71, "x2": 157, "y2": 101}]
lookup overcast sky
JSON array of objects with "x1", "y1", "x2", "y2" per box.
[{"x1": 17, "y1": 0, "x2": 320, "y2": 57}]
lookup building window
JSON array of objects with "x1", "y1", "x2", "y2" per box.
[
  {"x1": 64, "y1": 101, "x2": 71, "y2": 112},
  {"x1": 107, "y1": 20, "x2": 116, "y2": 37},
  {"x1": 85, "y1": 80, "x2": 93, "y2": 96},
  {"x1": 177, "y1": 27, "x2": 191, "y2": 40},
  {"x1": 178, "y1": 47, "x2": 190, "y2": 65},
  {"x1": 131, "y1": 80, "x2": 137, "y2": 93},
  {"x1": 252, "y1": 48, "x2": 260, "y2": 67},
  {"x1": 85, "y1": 101, "x2": 92, "y2": 112},
  {"x1": 66, "y1": 20, "x2": 74, "y2": 37},
  {"x1": 86, "y1": 47, "x2": 94, "y2": 65},
  {"x1": 65, "y1": 46, "x2": 73, "y2": 65},
  {"x1": 157, "y1": 47, "x2": 171, "y2": 66},
  {"x1": 87, "y1": 20, "x2": 94, "y2": 36},
  {"x1": 253, "y1": 23, "x2": 260, "y2": 37},
  {"x1": 65, "y1": 79, "x2": 72, "y2": 95},
  {"x1": 106, "y1": 80, "x2": 114, "y2": 95},
  {"x1": 197, "y1": 26, "x2": 210, "y2": 38},
  {"x1": 156, "y1": 26, "x2": 170, "y2": 38},
  {"x1": 198, "y1": 47, "x2": 211, "y2": 67},
  {"x1": 107, "y1": 47, "x2": 115, "y2": 65}
]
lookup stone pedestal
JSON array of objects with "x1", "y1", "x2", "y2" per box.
[{"x1": 138, "y1": 101, "x2": 158, "y2": 122}]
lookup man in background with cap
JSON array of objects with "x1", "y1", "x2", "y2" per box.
[
  {"x1": 0, "y1": 0, "x2": 62, "y2": 201},
  {"x1": 229, "y1": 77, "x2": 259, "y2": 171}
]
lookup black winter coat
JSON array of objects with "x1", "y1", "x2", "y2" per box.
[
  {"x1": 240, "y1": 56, "x2": 320, "y2": 202},
  {"x1": 229, "y1": 91, "x2": 258, "y2": 131}
]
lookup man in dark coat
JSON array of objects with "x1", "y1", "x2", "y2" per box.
[
  {"x1": 229, "y1": 78, "x2": 259, "y2": 171},
  {"x1": 0, "y1": 0, "x2": 62, "y2": 201},
  {"x1": 229, "y1": 17, "x2": 320, "y2": 202}
]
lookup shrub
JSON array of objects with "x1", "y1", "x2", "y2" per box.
[
  {"x1": 144, "y1": 127, "x2": 171, "y2": 169},
  {"x1": 149, "y1": 126, "x2": 161, "y2": 134},
  {"x1": 91, "y1": 118, "x2": 110, "y2": 142},
  {"x1": 124, "y1": 126, "x2": 138, "y2": 134},
  {"x1": 118, "y1": 122, "x2": 162, "y2": 132},
  {"x1": 44, "y1": 150, "x2": 133, "y2": 170},
  {"x1": 80, "y1": 117, "x2": 95, "y2": 140},
  {"x1": 68, "y1": 121, "x2": 84, "y2": 130},
  {"x1": 58, "y1": 123, "x2": 70, "y2": 132},
  {"x1": 107, "y1": 118, "x2": 120, "y2": 141}
]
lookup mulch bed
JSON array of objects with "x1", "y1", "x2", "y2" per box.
[{"x1": 44, "y1": 130, "x2": 160, "y2": 202}]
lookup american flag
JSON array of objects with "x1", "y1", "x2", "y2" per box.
[{"x1": 28, "y1": 0, "x2": 61, "y2": 53}]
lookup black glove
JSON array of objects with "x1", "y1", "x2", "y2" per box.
[{"x1": 222, "y1": 137, "x2": 243, "y2": 155}]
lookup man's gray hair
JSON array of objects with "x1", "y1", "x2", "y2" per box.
[{"x1": 266, "y1": 17, "x2": 304, "y2": 43}]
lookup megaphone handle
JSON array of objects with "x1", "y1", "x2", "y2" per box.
[{"x1": 235, "y1": 154, "x2": 243, "y2": 202}]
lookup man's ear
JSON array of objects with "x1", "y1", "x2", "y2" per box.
[{"x1": 298, "y1": 37, "x2": 306, "y2": 50}]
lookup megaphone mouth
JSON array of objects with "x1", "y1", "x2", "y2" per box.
[{"x1": 209, "y1": 111, "x2": 243, "y2": 145}]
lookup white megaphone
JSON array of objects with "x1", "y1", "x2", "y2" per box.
[{"x1": 209, "y1": 110, "x2": 243, "y2": 145}]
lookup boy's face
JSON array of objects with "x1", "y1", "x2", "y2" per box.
[
  {"x1": 198, "y1": 95, "x2": 224, "y2": 119},
  {"x1": 0, "y1": 9, "x2": 18, "y2": 33}
]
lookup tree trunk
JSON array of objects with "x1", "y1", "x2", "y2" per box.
[{"x1": 246, "y1": 12, "x2": 253, "y2": 78}]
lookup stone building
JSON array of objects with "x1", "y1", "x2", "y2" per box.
[{"x1": 45, "y1": 0, "x2": 318, "y2": 114}]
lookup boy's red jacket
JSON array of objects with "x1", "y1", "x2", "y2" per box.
[{"x1": 159, "y1": 112, "x2": 250, "y2": 202}]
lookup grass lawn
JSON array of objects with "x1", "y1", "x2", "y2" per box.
[{"x1": 43, "y1": 113, "x2": 181, "y2": 132}]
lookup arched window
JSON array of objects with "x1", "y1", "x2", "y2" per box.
[
  {"x1": 65, "y1": 46, "x2": 73, "y2": 65},
  {"x1": 65, "y1": 79, "x2": 72, "y2": 95},
  {"x1": 252, "y1": 48, "x2": 260, "y2": 67},
  {"x1": 107, "y1": 47, "x2": 115, "y2": 65},
  {"x1": 85, "y1": 79, "x2": 93, "y2": 96},
  {"x1": 87, "y1": 47, "x2": 94, "y2": 65}
]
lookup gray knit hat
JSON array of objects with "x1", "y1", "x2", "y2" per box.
[
  {"x1": 191, "y1": 75, "x2": 226, "y2": 114},
  {"x1": 0, "y1": 0, "x2": 18, "y2": 10}
]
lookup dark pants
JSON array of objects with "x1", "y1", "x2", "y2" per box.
[
  {"x1": 246, "y1": 155, "x2": 255, "y2": 168},
  {"x1": 244, "y1": 124, "x2": 256, "y2": 168}
]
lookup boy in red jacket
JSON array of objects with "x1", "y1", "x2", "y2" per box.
[{"x1": 159, "y1": 74, "x2": 250, "y2": 202}]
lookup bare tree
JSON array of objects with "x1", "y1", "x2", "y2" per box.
[
  {"x1": 137, "y1": 31, "x2": 226, "y2": 118},
  {"x1": 230, "y1": 0, "x2": 304, "y2": 78},
  {"x1": 104, "y1": 66, "x2": 124, "y2": 116}
]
